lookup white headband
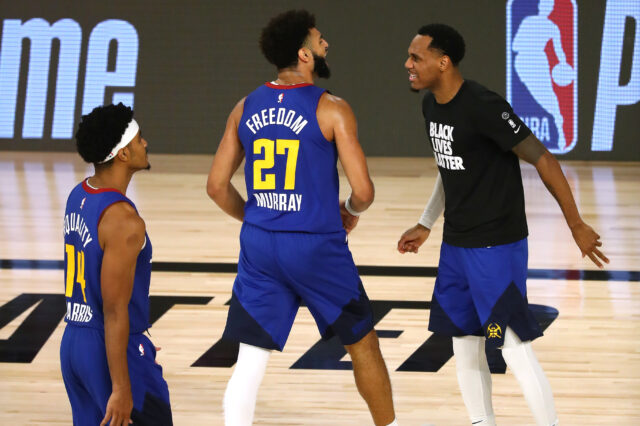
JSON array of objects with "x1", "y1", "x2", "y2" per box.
[{"x1": 98, "y1": 119, "x2": 140, "y2": 164}]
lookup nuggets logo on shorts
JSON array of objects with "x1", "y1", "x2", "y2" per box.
[
  {"x1": 507, "y1": 0, "x2": 577, "y2": 154},
  {"x1": 487, "y1": 323, "x2": 503, "y2": 339}
]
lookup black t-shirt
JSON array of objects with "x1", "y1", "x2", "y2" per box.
[{"x1": 422, "y1": 80, "x2": 530, "y2": 247}]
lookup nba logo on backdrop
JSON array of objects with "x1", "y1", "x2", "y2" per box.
[{"x1": 507, "y1": 0, "x2": 577, "y2": 154}]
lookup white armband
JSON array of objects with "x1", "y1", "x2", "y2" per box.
[
  {"x1": 418, "y1": 172, "x2": 445, "y2": 229},
  {"x1": 344, "y1": 195, "x2": 362, "y2": 216}
]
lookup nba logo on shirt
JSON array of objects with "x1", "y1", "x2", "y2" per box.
[
  {"x1": 507, "y1": 0, "x2": 577, "y2": 154},
  {"x1": 277, "y1": 93, "x2": 284, "y2": 103}
]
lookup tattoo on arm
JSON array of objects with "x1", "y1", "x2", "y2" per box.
[{"x1": 512, "y1": 134, "x2": 547, "y2": 165}]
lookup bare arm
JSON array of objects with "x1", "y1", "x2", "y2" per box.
[
  {"x1": 318, "y1": 93, "x2": 374, "y2": 213},
  {"x1": 98, "y1": 202, "x2": 145, "y2": 426},
  {"x1": 513, "y1": 134, "x2": 609, "y2": 267},
  {"x1": 206, "y1": 98, "x2": 246, "y2": 221}
]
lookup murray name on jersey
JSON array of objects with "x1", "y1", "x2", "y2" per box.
[
  {"x1": 244, "y1": 107, "x2": 308, "y2": 135},
  {"x1": 429, "y1": 122, "x2": 465, "y2": 171},
  {"x1": 253, "y1": 192, "x2": 303, "y2": 212}
]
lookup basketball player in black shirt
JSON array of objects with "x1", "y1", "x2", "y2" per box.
[{"x1": 397, "y1": 24, "x2": 608, "y2": 426}]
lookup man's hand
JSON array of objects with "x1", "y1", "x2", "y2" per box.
[
  {"x1": 100, "y1": 388, "x2": 133, "y2": 426},
  {"x1": 570, "y1": 221, "x2": 609, "y2": 268},
  {"x1": 340, "y1": 201, "x2": 359, "y2": 234},
  {"x1": 397, "y1": 224, "x2": 431, "y2": 254}
]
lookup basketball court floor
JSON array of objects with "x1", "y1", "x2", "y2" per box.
[{"x1": 0, "y1": 152, "x2": 638, "y2": 425}]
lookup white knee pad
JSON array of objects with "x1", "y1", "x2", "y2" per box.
[
  {"x1": 452, "y1": 336, "x2": 495, "y2": 425},
  {"x1": 224, "y1": 343, "x2": 271, "y2": 426},
  {"x1": 501, "y1": 328, "x2": 558, "y2": 426}
]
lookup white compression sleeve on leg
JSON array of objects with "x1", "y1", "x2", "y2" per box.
[
  {"x1": 501, "y1": 327, "x2": 558, "y2": 426},
  {"x1": 418, "y1": 172, "x2": 445, "y2": 230},
  {"x1": 452, "y1": 336, "x2": 496, "y2": 425},
  {"x1": 224, "y1": 343, "x2": 271, "y2": 426}
]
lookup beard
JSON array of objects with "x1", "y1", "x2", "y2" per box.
[{"x1": 313, "y1": 54, "x2": 331, "y2": 79}]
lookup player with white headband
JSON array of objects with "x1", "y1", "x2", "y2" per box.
[
  {"x1": 98, "y1": 118, "x2": 141, "y2": 164},
  {"x1": 60, "y1": 103, "x2": 172, "y2": 425}
]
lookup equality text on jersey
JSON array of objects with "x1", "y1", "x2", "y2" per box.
[{"x1": 63, "y1": 212, "x2": 93, "y2": 247}]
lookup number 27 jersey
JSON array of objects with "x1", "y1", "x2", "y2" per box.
[{"x1": 238, "y1": 83, "x2": 342, "y2": 233}]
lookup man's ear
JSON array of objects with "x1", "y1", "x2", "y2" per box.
[
  {"x1": 117, "y1": 146, "x2": 130, "y2": 162},
  {"x1": 298, "y1": 47, "x2": 311, "y2": 64},
  {"x1": 440, "y1": 55, "x2": 451, "y2": 71}
]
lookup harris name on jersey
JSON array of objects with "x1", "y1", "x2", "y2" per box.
[{"x1": 65, "y1": 301, "x2": 93, "y2": 323}]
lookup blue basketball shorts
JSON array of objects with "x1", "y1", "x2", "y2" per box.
[
  {"x1": 428, "y1": 238, "x2": 543, "y2": 348},
  {"x1": 223, "y1": 222, "x2": 374, "y2": 351},
  {"x1": 60, "y1": 325, "x2": 172, "y2": 425}
]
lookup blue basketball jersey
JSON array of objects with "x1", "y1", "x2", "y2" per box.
[
  {"x1": 238, "y1": 82, "x2": 342, "y2": 233},
  {"x1": 63, "y1": 180, "x2": 152, "y2": 333}
]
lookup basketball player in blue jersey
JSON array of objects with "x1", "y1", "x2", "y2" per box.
[
  {"x1": 60, "y1": 103, "x2": 172, "y2": 425},
  {"x1": 397, "y1": 24, "x2": 609, "y2": 426},
  {"x1": 207, "y1": 10, "x2": 397, "y2": 426}
]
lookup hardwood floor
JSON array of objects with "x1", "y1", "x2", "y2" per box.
[{"x1": 0, "y1": 152, "x2": 638, "y2": 425}]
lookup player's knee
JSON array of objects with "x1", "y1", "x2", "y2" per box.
[
  {"x1": 452, "y1": 335, "x2": 483, "y2": 350},
  {"x1": 501, "y1": 327, "x2": 525, "y2": 349},
  {"x1": 344, "y1": 329, "x2": 379, "y2": 356},
  {"x1": 452, "y1": 335, "x2": 486, "y2": 367},
  {"x1": 499, "y1": 328, "x2": 532, "y2": 365}
]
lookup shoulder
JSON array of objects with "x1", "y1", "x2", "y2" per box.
[
  {"x1": 463, "y1": 81, "x2": 513, "y2": 121},
  {"x1": 318, "y1": 92, "x2": 351, "y2": 110},
  {"x1": 99, "y1": 201, "x2": 145, "y2": 239},
  {"x1": 465, "y1": 80, "x2": 506, "y2": 104},
  {"x1": 317, "y1": 92, "x2": 355, "y2": 119},
  {"x1": 230, "y1": 97, "x2": 246, "y2": 118},
  {"x1": 224, "y1": 97, "x2": 246, "y2": 130},
  {"x1": 66, "y1": 182, "x2": 84, "y2": 204},
  {"x1": 316, "y1": 92, "x2": 357, "y2": 141}
]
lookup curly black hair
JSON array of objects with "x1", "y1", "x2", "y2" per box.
[
  {"x1": 418, "y1": 24, "x2": 466, "y2": 66},
  {"x1": 75, "y1": 103, "x2": 134, "y2": 165},
  {"x1": 260, "y1": 10, "x2": 316, "y2": 70}
]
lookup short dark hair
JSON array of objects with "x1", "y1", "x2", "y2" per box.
[
  {"x1": 260, "y1": 10, "x2": 316, "y2": 69},
  {"x1": 75, "y1": 103, "x2": 134, "y2": 164},
  {"x1": 417, "y1": 24, "x2": 466, "y2": 66}
]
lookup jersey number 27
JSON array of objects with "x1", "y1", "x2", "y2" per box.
[{"x1": 253, "y1": 138, "x2": 299, "y2": 190}]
